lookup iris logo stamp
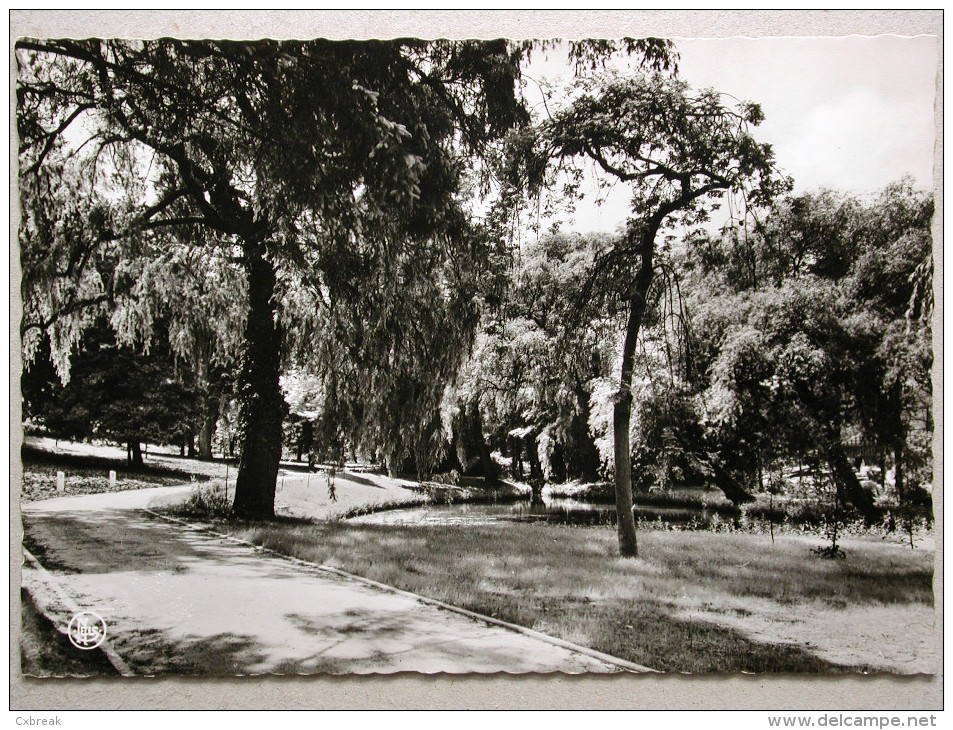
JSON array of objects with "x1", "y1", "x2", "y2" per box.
[{"x1": 67, "y1": 611, "x2": 107, "y2": 650}]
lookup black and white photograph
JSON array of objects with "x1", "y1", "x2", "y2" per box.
[{"x1": 11, "y1": 9, "x2": 940, "y2": 705}]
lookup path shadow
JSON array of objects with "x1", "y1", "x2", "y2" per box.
[
  {"x1": 273, "y1": 605, "x2": 600, "y2": 674},
  {"x1": 21, "y1": 509, "x2": 295, "y2": 577},
  {"x1": 112, "y1": 627, "x2": 270, "y2": 676}
]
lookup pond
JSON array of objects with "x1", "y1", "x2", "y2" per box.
[{"x1": 348, "y1": 496, "x2": 736, "y2": 527}]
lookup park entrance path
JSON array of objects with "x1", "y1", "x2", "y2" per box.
[{"x1": 22, "y1": 489, "x2": 631, "y2": 675}]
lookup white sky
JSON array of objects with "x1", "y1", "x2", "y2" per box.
[{"x1": 528, "y1": 35, "x2": 938, "y2": 234}]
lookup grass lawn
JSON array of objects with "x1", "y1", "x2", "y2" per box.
[{"x1": 192, "y1": 516, "x2": 935, "y2": 673}]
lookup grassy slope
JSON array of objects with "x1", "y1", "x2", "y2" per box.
[
  {"x1": 20, "y1": 444, "x2": 208, "y2": 502},
  {"x1": 213, "y1": 519, "x2": 933, "y2": 673}
]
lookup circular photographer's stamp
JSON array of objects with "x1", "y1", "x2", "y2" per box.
[{"x1": 67, "y1": 611, "x2": 107, "y2": 650}]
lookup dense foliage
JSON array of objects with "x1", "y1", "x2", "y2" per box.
[
  {"x1": 22, "y1": 322, "x2": 200, "y2": 463},
  {"x1": 686, "y1": 180, "x2": 934, "y2": 523}
]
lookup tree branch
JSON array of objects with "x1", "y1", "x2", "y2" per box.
[
  {"x1": 22, "y1": 103, "x2": 93, "y2": 175},
  {"x1": 21, "y1": 293, "x2": 112, "y2": 337}
]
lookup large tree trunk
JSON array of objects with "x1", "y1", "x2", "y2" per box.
[
  {"x1": 196, "y1": 396, "x2": 218, "y2": 460},
  {"x1": 232, "y1": 246, "x2": 284, "y2": 519}
]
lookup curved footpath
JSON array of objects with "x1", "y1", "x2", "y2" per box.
[{"x1": 21, "y1": 487, "x2": 650, "y2": 675}]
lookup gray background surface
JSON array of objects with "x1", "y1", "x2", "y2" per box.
[{"x1": 9, "y1": 9, "x2": 943, "y2": 711}]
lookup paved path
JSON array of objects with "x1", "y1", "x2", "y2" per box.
[{"x1": 22, "y1": 489, "x2": 637, "y2": 675}]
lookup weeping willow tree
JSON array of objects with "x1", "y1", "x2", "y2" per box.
[
  {"x1": 280, "y1": 211, "x2": 492, "y2": 479},
  {"x1": 19, "y1": 131, "x2": 247, "y2": 458},
  {"x1": 17, "y1": 38, "x2": 529, "y2": 517},
  {"x1": 453, "y1": 232, "x2": 619, "y2": 486}
]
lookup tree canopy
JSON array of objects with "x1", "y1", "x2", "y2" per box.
[{"x1": 17, "y1": 37, "x2": 677, "y2": 517}]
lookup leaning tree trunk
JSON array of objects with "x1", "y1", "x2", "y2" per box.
[
  {"x1": 710, "y1": 460, "x2": 756, "y2": 505},
  {"x1": 611, "y1": 196, "x2": 707, "y2": 556},
  {"x1": 232, "y1": 246, "x2": 284, "y2": 519},
  {"x1": 824, "y1": 438, "x2": 879, "y2": 523}
]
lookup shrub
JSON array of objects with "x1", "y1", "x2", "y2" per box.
[{"x1": 168, "y1": 481, "x2": 232, "y2": 520}]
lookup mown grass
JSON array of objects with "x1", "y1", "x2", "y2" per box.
[{"x1": 188, "y1": 514, "x2": 933, "y2": 673}]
